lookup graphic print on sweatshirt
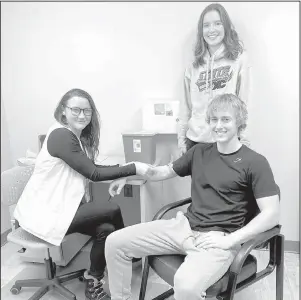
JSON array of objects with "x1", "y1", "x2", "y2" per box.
[{"x1": 195, "y1": 65, "x2": 233, "y2": 92}]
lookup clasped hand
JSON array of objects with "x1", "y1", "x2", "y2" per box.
[
  {"x1": 133, "y1": 161, "x2": 156, "y2": 177},
  {"x1": 108, "y1": 162, "x2": 154, "y2": 197}
]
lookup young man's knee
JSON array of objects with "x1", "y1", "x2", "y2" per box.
[
  {"x1": 174, "y1": 274, "x2": 206, "y2": 299},
  {"x1": 105, "y1": 229, "x2": 126, "y2": 253}
]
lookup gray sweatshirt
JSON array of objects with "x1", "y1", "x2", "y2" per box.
[{"x1": 178, "y1": 44, "x2": 252, "y2": 148}]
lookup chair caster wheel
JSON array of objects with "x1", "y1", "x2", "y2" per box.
[
  {"x1": 79, "y1": 276, "x2": 84, "y2": 282},
  {"x1": 10, "y1": 285, "x2": 21, "y2": 295}
]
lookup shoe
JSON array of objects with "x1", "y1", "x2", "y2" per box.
[{"x1": 84, "y1": 270, "x2": 111, "y2": 300}]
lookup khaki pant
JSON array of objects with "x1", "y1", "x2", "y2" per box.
[{"x1": 105, "y1": 212, "x2": 240, "y2": 300}]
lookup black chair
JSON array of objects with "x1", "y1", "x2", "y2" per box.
[{"x1": 139, "y1": 186, "x2": 283, "y2": 300}]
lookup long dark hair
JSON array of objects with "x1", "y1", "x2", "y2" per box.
[
  {"x1": 193, "y1": 3, "x2": 243, "y2": 68},
  {"x1": 54, "y1": 88, "x2": 100, "y2": 161}
]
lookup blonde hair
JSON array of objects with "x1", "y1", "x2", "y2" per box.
[{"x1": 206, "y1": 93, "x2": 248, "y2": 134}]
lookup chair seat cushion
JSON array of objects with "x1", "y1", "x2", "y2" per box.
[
  {"x1": 7, "y1": 227, "x2": 53, "y2": 250},
  {"x1": 149, "y1": 253, "x2": 257, "y2": 297}
]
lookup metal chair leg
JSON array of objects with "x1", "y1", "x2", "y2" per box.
[
  {"x1": 139, "y1": 257, "x2": 151, "y2": 300},
  {"x1": 57, "y1": 268, "x2": 86, "y2": 283},
  {"x1": 13, "y1": 278, "x2": 45, "y2": 288},
  {"x1": 276, "y1": 234, "x2": 284, "y2": 300},
  {"x1": 221, "y1": 271, "x2": 238, "y2": 300},
  {"x1": 45, "y1": 257, "x2": 55, "y2": 279},
  {"x1": 152, "y1": 288, "x2": 174, "y2": 300},
  {"x1": 28, "y1": 285, "x2": 50, "y2": 300},
  {"x1": 54, "y1": 283, "x2": 76, "y2": 300}
]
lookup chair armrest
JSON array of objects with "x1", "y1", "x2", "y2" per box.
[
  {"x1": 153, "y1": 197, "x2": 192, "y2": 220},
  {"x1": 230, "y1": 225, "x2": 281, "y2": 274}
]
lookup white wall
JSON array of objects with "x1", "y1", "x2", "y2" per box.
[
  {"x1": 1, "y1": 99, "x2": 13, "y2": 233},
  {"x1": 1, "y1": 2, "x2": 299, "y2": 241}
]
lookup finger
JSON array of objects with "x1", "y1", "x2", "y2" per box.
[
  {"x1": 196, "y1": 236, "x2": 210, "y2": 244},
  {"x1": 109, "y1": 189, "x2": 116, "y2": 197},
  {"x1": 111, "y1": 183, "x2": 120, "y2": 195},
  {"x1": 202, "y1": 244, "x2": 214, "y2": 250},
  {"x1": 108, "y1": 186, "x2": 114, "y2": 197},
  {"x1": 200, "y1": 242, "x2": 215, "y2": 249},
  {"x1": 117, "y1": 186, "x2": 123, "y2": 195},
  {"x1": 194, "y1": 240, "x2": 201, "y2": 247},
  {"x1": 195, "y1": 238, "x2": 207, "y2": 248},
  {"x1": 203, "y1": 231, "x2": 216, "y2": 237},
  {"x1": 197, "y1": 237, "x2": 212, "y2": 248}
]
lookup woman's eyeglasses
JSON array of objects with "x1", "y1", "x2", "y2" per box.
[{"x1": 65, "y1": 106, "x2": 93, "y2": 117}]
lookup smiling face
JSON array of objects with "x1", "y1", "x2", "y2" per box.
[
  {"x1": 63, "y1": 96, "x2": 92, "y2": 137},
  {"x1": 209, "y1": 108, "x2": 239, "y2": 144},
  {"x1": 203, "y1": 10, "x2": 225, "y2": 53}
]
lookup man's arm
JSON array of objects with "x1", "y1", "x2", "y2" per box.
[
  {"x1": 229, "y1": 194, "x2": 280, "y2": 246},
  {"x1": 229, "y1": 153, "x2": 280, "y2": 246},
  {"x1": 195, "y1": 194, "x2": 280, "y2": 250}
]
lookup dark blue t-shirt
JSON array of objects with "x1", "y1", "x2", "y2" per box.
[{"x1": 172, "y1": 143, "x2": 278, "y2": 233}]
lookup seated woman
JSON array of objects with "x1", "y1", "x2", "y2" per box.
[{"x1": 13, "y1": 88, "x2": 145, "y2": 300}]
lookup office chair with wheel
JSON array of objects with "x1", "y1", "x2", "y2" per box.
[
  {"x1": 7, "y1": 229, "x2": 85, "y2": 300},
  {"x1": 1, "y1": 165, "x2": 89, "y2": 300}
]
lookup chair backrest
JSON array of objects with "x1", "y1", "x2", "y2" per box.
[
  {"x1": 1, "y1": 165, "x2": 34, "y2": 206},
  {"x1": 1, "y1": 134, "x2": 46, "y2": 207}
]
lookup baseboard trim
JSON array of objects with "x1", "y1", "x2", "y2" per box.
[
  {"x1": 1, "y1": 229, "x2": 299, "y2": 253},
  {"x1": 284, "y1": 240, "x2": 300, "y2": 253},
  {"x1": 1, "y1": 228, "x2": 12, "y2": 247}
]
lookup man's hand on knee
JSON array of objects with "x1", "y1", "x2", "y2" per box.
[{"x1": 194, "y1": 231, "x2": 237, "y2": 250}]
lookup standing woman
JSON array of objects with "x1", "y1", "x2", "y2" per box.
[
  {"x1": 178, "y1": 2, "x2": 251, "y2": 154},
  {"x1": 14, "y1": 88, "x2": 145, "y2": 300}
]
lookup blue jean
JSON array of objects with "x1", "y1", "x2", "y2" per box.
[{"x1": 105, "y1": 211, "x2": 240, "y2": 300}]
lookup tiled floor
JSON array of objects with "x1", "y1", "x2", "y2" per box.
[{"x1": 1, "y1": 241, "x2": 299, "y2": 300}]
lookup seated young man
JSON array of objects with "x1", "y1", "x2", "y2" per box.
[{"x1": 105, "y1": 93, "x2": 280, "y2": 300}]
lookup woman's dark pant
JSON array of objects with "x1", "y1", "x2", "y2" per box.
[{"x1": 66, "y1": 200, "x2": 124, "y2": 279}]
